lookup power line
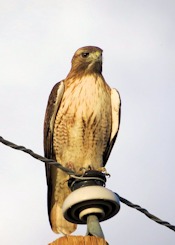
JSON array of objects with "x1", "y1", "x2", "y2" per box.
[
  {"x1": 0, "y1": 136, "x2": 74, "y2": 175},
  {"x1": 0, "y1": 135, "x2": 175, "y2": 232},
  {"x1": 116, "y1": 194, "x2": 175, "y2": 232}
]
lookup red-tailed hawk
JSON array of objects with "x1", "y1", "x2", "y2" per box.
[{"x1": 44, "y1": 46, "x2": 121, "y2": 234}]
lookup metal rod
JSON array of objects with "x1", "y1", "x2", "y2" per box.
[{"x1": 86, "y1": 214, "x2": 105, "y2": 238}]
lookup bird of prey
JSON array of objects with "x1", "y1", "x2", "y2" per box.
[{"x1": 44, "y1": 46, "x2": 121, "y2": 235}]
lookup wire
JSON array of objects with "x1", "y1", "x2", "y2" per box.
[
  {"x1": 116, "y1": 194, "x2": 175, "y2": 232},
  {"x1": 0, "y1": 135, "x2": 175, "y2": 233},
  {"x1": 0, "y1": 136, "x2": 75, "y2": 175}
]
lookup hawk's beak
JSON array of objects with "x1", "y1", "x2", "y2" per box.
[{"x1": 93, "y1": 51, "x2": 102, "y2": 62}]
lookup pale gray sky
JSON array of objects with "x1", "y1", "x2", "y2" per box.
[{"x1": 0, "y1": 1, "x2": 175, "y2": 244}]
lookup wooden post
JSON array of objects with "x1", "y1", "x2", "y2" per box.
[{"x1": 49, "y1": 235, "x2": 109, "y2": 245}]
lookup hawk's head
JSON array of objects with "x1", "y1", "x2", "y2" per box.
[{"x1": 70, "y1": 46, "x2": 103, "y2": 75}]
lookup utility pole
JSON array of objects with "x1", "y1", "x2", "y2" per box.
[{"x1": 49, "y1": 236, "x2": 108, "y2": 244}]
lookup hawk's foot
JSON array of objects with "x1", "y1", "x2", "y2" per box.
[
  {"x1": 96, "y1": 167, "x2": 110, "y2": 177},
  {"x1": 78, "y1": 166, "x2": 92, "y2": 176}
]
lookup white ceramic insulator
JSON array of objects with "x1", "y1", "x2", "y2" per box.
[
  {"x1": 62, "y1": 185, "x2": 120, "y2": 224},
  {"x1": 79, "y1": 207, "x2": 105, "y2": 220}
]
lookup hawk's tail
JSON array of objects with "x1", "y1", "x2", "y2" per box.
[{"x1": 47, "y1": 167, "x2": 77, "y2": 234}]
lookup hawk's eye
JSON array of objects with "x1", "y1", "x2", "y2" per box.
[{"x1": 81, "y1": 52, "x2": 89, "y2": 58}]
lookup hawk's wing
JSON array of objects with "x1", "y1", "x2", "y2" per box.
[
  {"x1": 103, "y1": 88, "x2": 121, "y2": 165},
  {"x1": 44, "y1": 80, "x2": 64, "y2": 201},
  {"x1": 44, "y1": 81, "x2": 77, "y2": 234}
]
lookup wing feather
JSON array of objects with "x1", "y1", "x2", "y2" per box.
[
  {"x1": 44, "y1": 81, "x2": 64, "y2": 185},
  {"x1": 103, "y1": 88, "x2": 121, "y2": 165}
]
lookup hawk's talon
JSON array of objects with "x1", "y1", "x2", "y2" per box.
[
  {"x1": 79, "y1": 166, "x2": 92, "y2": 176},
  {"x1": 96, "y1": 167, "x2": 110, "y2": 177}
]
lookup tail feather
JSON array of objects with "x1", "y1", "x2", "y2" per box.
[
  {"x1": 50, "y1": 202, "x2": 76, "y2": 234},
  {"x1": 47, "y1": 167, "x2": 77, "y2": 234}
]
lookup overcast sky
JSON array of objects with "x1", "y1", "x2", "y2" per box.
[{"x1": 0, "y1": 0, "x2": 175, "y2": 244}]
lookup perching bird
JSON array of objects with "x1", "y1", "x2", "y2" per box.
[{"x1": 44, "y1": 46, "x2": 121, "y2": 235}]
